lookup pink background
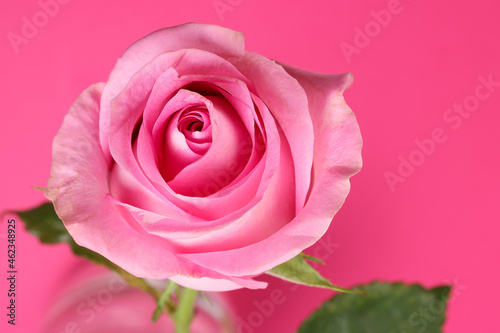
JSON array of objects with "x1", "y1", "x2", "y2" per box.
[{"x1": 1, "y1": 0, "x2": 499, "y2": 332}]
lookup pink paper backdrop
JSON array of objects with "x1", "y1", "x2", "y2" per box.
[{"x1": 1, "y1": 0, "x2": 499, "y2": 332}]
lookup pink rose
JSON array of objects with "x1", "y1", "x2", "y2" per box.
[{"x1": 46, "y1": 23, "x2": 362, "y2": 291}]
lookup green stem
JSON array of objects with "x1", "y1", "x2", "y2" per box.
[
  {"x1": 112, "y1": 265, "x2": 162, "y2": 299},
  {"x1": 173, "y1": 287, "x2": 198, "y2": 333},
  {"x1": 153, "y1": 280, "x2": 178, "y2": 321}
]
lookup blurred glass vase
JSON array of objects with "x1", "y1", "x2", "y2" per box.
[{"x1": 40, "y1": 263, "x2": 235, "y2": 333}]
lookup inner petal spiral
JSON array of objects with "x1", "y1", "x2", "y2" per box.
[
  {"x1": 164, "y1": 94, "x2": 252, "y2": 197},
  {"x1": 177, "y1": 109, "x2": 212, "y2": 154}
]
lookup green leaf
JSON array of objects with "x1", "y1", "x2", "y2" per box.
[
  {"x1": 301, "y1": 253, "x2": 326, "y2": 265},
  {"x1": 16, "y1": 203, "x2": 72, "y2": 244},
  {"x1": 266, "y1": 253, "x2": 363, "y2": 294},
  {"x1": 298, "y1": 281, "x2": 451, "y2": 333}
]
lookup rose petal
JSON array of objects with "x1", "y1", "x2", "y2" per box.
[
  {"x1": 171, "y1": 125, "x2": 295, "y2": 253},
  {"x1": 44, "y1": 83, "x2": 266, "y2": 289},
  {"x1": 167, "y1": 95, "x2": 252, "y2": 196},
  {"x1": 149, "y1": 89, "x2": 212, "y2": 180},
  {"x1": 106, "y1": 51, "x2": 286, "y2": 243},
  {"x1": 230, "y1": 52, "x2": 314, "y2": 213},
  {"x1": 178, "y1": 69, "x2": 362, "y2": 276},
  {"x1": 131, "y1": 75, "x2": 274, "y2": 220},
  {"x1": 109, "y1": 162, "x2": 195, "y2": 220},
  {"x1": 100, "y1": 23, "x2": 247, "y2": 163},
  {"x1": 108, "y1": 49, "x2": 254, "y2": 207},
  {"x1": 115, "y1": 94, "x2": 281, "y2": 244},
  {"x1": 107, "y1": 52, "x2": 279, "y2": 223},
  {"x1": 169, "y1": 275, "x2": 266, "y2": 292}
]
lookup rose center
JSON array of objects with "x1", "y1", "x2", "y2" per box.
[
  {"x1": 187, "y1": 121, "x2": 203, "y2": 132},
  {"x1": 177, "y1": 110, "x2": 210, "y2": 136}
]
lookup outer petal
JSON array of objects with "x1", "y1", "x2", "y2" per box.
[
  {"x1": 179, "y1": 68, "x2": 362, "y2": 276},
  {"x1": 100, "y1": 23, "x2": 246, "y2": 162},
  {"x1": 44, "y1": 83, "x2": 265, "y2": 290},
  {"x1": 230, "y1": 52, "x2": 314, "y2": 213},
  {"x1": 169, "y1": 275, "x2": 265, "y2": 292}
]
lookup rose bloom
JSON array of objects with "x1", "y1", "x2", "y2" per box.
[{"x1": 46, "y1": 23, "x2": 362, "y2": 291}]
